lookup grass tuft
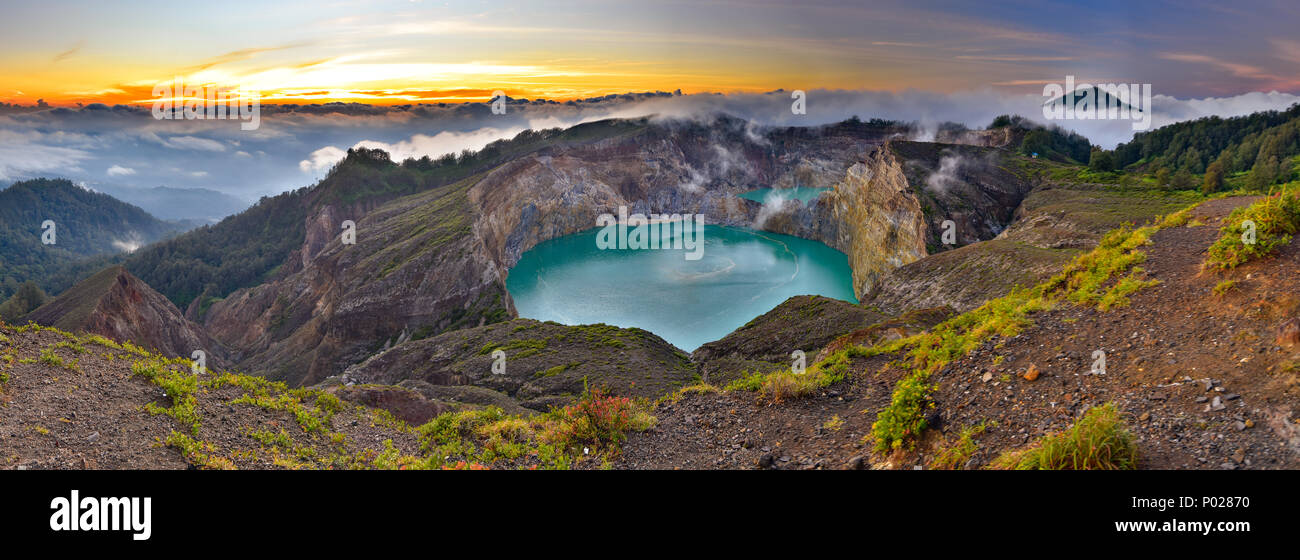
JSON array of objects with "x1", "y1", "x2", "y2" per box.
[{"x1": 990, "y1": 403, "x2": 1137, "y2": 470}]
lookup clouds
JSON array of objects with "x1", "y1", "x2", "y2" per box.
[
  {"x1": 3, "y1": 87, "x2": 1300, "y2": 207},
  {"x1": 0, "y1": 128, "x2": 91, "y2": 180},
  {"x1": 299, "y1": 146, "x2": 346, "y2": 173},
  {"x1": 160, "y1": 135, "x2": 227, "y2": 152},
  {"x1": 350, "y1": 126, "x2": 527, "y2": 162}
]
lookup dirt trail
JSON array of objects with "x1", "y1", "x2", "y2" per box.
[{"x1": 614, "y1": 196, "x2": 1300, "y2": 469}]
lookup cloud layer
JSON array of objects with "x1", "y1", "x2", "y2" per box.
[{"x1": 3, "y1": 88, "x2": 1298, "y2": 212}]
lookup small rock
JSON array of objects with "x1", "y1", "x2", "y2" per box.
[
  {"x1": 1245, "y1": 419, "x2": 1255, "y2": 429},
  {"x1": 1234, "y1": 421, "x2": 1247, "y2": 431},
  {"x1": 845, "y1": 455, "x2": 865, "y2": 470},
  {"x1": 1138, "y1": 412, "x2": 1150, "y2": 422},
  {"x1": 86, "y1": 432, "x2": 99, "y2": 443},
  {"x1": 1194, "y1": 396, "x2": 1208, "y2": 403},
  {"x1": 1232, "y1": 448, "x2": 1245, "y2": 463},
  {"x1": 757, "y1": 454, "x2": 774, "y2": 468},
  {"x1": 1224, "y1": 393, "x2": 1240, "y2": 401},
  {"x1": 1023, "y1": 364, "x2": 1040, "y2": 381},
  {"x1": 981, "y1": 372, "x2": 993, "y2": 382}
]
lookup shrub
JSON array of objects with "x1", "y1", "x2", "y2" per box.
[
  {"x1": 1206, "y1": 186, "x2": 1300, "y2": 269},
  {"x1": 544, "y1": 385, "x2": 653, "y2": 447}
]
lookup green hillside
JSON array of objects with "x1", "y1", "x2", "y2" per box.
[{"x1": 0, "y1": 178, "x2": 182, "y2": 301}]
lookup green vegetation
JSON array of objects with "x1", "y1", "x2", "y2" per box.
[
  {"x1": 1213, "y1": 279, "x2": 1238, "y2": 296},
  {"x1": 479, "y1": 338, "x2": 547, "y2": 358},
  {"x1": 1202, "y1": 160, "x2": 1226, "y2": 194},
  {"x1": 822, "y1": 415, "x2": 845, "y2": 431},
  {"x1": 411, "y1": 382, "x2": 655, "y2": 469},
  {"x1": 991, "y1": 403, "x2": 1137, "y2": 470},
  {"x1": 0, "y1": 281, "x2": 48, "y2": 323},
  {"x1": 132, "y1": 357, "x2": 202, "y2": 435},
  {"x1": 1205, "y1": 184, "x2": 1300, "y2": 269},
  {"x1": 0, "y1": 178, "x2": 182, "y2": 301},
  {"x1": 724, "y1": 347, "x2": 860, "y2": 402},
  {"x1": 38, "y1": 346, "x2": 80, "y2": 372},
  {"x1": 931, "y1": 421, "x2": 992, "y2": 470},
  {"x1": 1111, "y1": 103, "x2": 1300, "y2": 177},
  {"x1": 989, "y1": 114, "x2": 1092, "y2": 163},
  {"x1": 536, "y1": 362, "x2": 580, "y2": 378}
]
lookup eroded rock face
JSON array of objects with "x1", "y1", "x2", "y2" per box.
[
  {"x1": 27, "y1": 266, "x2": 226, "y2": 367},
  {"x1": 470, "y1": 117, "x2": 900, "y2": 276},
  {"x1": 761, "y1": 141, "x2": 1035, "y2": 299},
  {"x1": 203, "y1": 180, "x2": 507, "y2": 386},
  {"x1": 815, "y1": 147, "x2": 930, "y2": 298}
]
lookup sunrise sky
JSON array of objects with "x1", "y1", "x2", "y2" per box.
[{"x1": 4, "y1": 0, "x2": 1300, "y2": 107}]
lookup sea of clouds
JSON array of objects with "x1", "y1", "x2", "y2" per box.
[{"x1": 2, "y1": 87, "x2": 1298, "y2": 220}]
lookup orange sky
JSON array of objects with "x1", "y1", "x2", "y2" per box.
[{"x1": 4, "y1": 1, "x2": 1299, "y2": 107}]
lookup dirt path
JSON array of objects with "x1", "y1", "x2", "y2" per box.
[{"x1": 614, "y1": 196, "x2": 1300, "y2": 469}]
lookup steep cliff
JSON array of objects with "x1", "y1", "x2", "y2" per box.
[
  {"x1": 759, "y1": 141, "x2": 1036, "y2": 298},
  {"x1": 201, "y1": 176, "x2": 506, "y2": 386}
]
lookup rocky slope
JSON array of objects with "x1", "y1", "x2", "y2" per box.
[
  {"x1": 691, "y1": 295, "x2": 886, "y2": 383},
  {"x1": 863, "y1": 169, "x2": 1197, "y2": 315},
  {"x1": 0, "y1": 324, "x2": 437, "y2": 469},
  {"x1": 24, "y1": 266, "x2": 226, "y2": 367},
  {"x1": 338, "y1": 318, "x2": 695, "y2": 411},
  {"x1": 199, "y1": 175, "x2": 503, "y2": 385},
  {"x1": 0, "y1": 323, "x2": 660, "y2": 470}
]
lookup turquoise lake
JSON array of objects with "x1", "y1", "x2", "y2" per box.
[
  {"x1": 736, "y1": 187, "x2": 831, "y2": 204},
  {"x1": 506, "y1": 225, "x2": 857, "y2": 351}
]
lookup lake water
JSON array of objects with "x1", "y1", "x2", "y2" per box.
[
  {"x1": 736, "y1": 187, "x2": 832, "y2": 204},
  {"x1": 506, "y1": 225, "x2": 857, "y2": 351}
]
